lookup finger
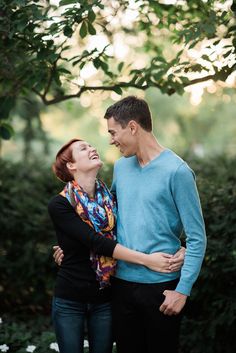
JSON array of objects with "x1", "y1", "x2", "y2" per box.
[
  {"x1": 171, "y1": 253, "x2": 182, "y2": 260},
  {"x1": 170, "y1": 267, "x2": 180, "y2": 272},
  {"x1": 55, "y1": 253, "x2": 63, "y2": 265},
  {"x1": 161, "y1": 303, "x2": 173, "y2": 316},
  {"x1": 56, "y1": 253, "x2": 64, "y2": 263},
  {"x1": 169, "y1": 258, "x2": 182, "y2": 265},
  {"x1": 53, "y1": 246, "x2": 59, "y2": 251},
  {"x1": 162, "y1": 254, "x2": 173, "y2": 259},
  {"x1": 53, "y1": 249, "x2": 61, "y2": 259},
  {"x1": 169, "y1": 262, "x2": 181, "y2": 268},
  {"x1": 159, "y1": 303, "x2": 166, "y2": 312},
  {"x1": 164, "y1": 308, "x2": 174, "y2": 316}
]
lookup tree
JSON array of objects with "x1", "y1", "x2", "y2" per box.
[{"x1": 0, "y1": 0, "x2": 235, "y2": 139}]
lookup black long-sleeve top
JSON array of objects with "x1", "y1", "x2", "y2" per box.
[{"x1": 48, "y1": 194, "x2": 117, "y2": 303}]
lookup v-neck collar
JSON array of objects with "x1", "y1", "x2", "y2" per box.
[{"x1": 136, "y1": 149, "x2": 169, "y2": 169}]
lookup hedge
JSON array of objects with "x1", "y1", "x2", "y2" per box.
[{"x1": 0, "y1": 156, "x2": 235, "y2": 353}]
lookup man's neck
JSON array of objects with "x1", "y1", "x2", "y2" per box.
[{"x1": 136, "y1": 133, "x2": 165, "y2": 167}]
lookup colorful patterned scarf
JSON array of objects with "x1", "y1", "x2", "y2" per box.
[{"x1": 61, "y1": 179, "x2": 117, "y2": 288}]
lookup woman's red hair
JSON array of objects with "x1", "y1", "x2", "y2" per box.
[{"x1": 52, "y1": 138, "x2": 83, "y2": 182}]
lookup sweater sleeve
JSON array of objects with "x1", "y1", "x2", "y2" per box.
[
  {"x1": 48, "y1": 195, "x2": 117, "y2": 257},
  {"x1": 171, "y1": 163, "x2": 207, "y2": 296},
  {"x1": 110, "y1": 163, "x2": 117, "y2": 197}
]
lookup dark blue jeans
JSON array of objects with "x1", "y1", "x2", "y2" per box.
[
  {"x1": 52, "y1": 297, "x2": 113, "y2": 353},
  {"x1": 111, "y1": 277, "x2": 183, "y2": 353}
]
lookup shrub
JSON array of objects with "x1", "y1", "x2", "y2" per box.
[
  {"x1": 0, "y1": 159, "x2": 61, "y2": 315},
  {"x1": 180, "y1": 156, "x2": 236, "y2": 353},
  {"x1": 0, "y1": 156, "x2": 235, "y2": 353}
]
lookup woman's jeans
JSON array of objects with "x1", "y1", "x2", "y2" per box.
[{"x1": 52, "y1": 297, "x2": 113, "y2": 353}]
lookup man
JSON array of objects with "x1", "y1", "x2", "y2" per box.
[
  {"x1": 54, "y1": 95, "x2": 206, "y2": 353},
  {"x1": 103, "y1": 96, "x2": 206, "y2": 353}
]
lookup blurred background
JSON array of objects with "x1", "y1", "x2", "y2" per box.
[{"x1": 0, "y1": 0, "x2": 236, "y2": 352}]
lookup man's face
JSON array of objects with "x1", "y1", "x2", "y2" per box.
[{"x1": 107, "y1": 117, "x2": 136, "y2": 157}]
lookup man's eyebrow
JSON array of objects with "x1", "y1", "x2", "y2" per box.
[{"x1": 108, "y1": 129, "x2": 115, "y2": 133}]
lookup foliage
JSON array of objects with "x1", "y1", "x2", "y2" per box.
[
  {"x1": 0, "y1": 0, "x2": 236, "y2": 138},
  {"x1": 0, "y1": 316, "x2": 56, "y2": 353},
  {"x1": 180, "y1": 156, "x2": 236, "y2": 353},
  {"x1": 0, "y1": 159, "x2": 61, "y2": 315},
  {"x1": 0, "y1": 156, "x2": 236, "y2": 353},
  {"x1": 0, "y1": 315, "x2": 117, "y2": 352}
]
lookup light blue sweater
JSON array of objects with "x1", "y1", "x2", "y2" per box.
[{"x1": 111, "y1": 149, "x2": 206, "y2": 296}]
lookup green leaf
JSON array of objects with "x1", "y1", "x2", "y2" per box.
[
  {"x1": 179, "y1": 76, "x2": 189, "y2": 84},
  {"x1": 79, "y1": 21, "x2": 87, "y2": 38},
  {"x1": 118, "y1": 62, "x2": 124, "y2": 72},
  {"x1": 59, "y1": 0, "x2": 78, "y2": 5},
  {"x1": 58, "y1": 67, "x2": 71, "y2": 74},
  {"x1": 93, "y1": 58, "x2": 101, "y2": 69},
  {"x1": 202, "y1": 54, "x2": 210, "y2": 61},
  {"x1": 0, "y1": 122, "x2": 14, "y2": 140},
  {"x1": 49, "y1": 23, "x2": 58, "y2": 34},
  {"x1": 174, "y1": 84, "x2": 185, "y2": 95},
  {"x1": 53, "y1": 72, "x2": 62, "y2": 86},
  {"x1": 153, "y1": 71, "x2": 165, "y2": 81},
  {"x1": 88, "y1": 9, "x2": 96, "y2": 23},
  {"x1": 72, "y1": 58, "x2": 81, "y2": 66},
  {"x1": 106, "y1": 71, "x2": 114, "y2": 78},
  {"x1": 223, "y1": 50, "x2": 232, "y2": 58},
  {"x1": 79, "y1": 61, "x2": 86, "y2": 70},
  {"x1": 112, "y1": 87, "x2": 122, "y2": 95},
  {"x1": 203, "y1": 23, "x2": 215, "y2": 35},
  {"x1": 213, "y1": 39, "x2": 221, "y2": 45},
  {"x1": 137, "y1": 77, "x2": 146, "y2": 86},
  {"x1": 189, "y1": 40, "x2": 198, "y2": 49},
  {"x1": 0, "y1": 97, "x2": 15, "y2": 120},
  {"x1": 167, "y1": 74, "x2": 174, "y2": 81},
  {"x1": 63, "y1": 25, "x2": 73, "y2": 37},
  {"x1": 228, "y1": 25, "x2": 236, "y2": 33},
  {"x1": 100, "y1": 61, "x2": 109, "y2": 72},
  {"x1": 87, "y1": 22, "x2": 96, "y2": 35},
  {"x1": 155, "y1": 56, "x2": 166, "y2": 63}
]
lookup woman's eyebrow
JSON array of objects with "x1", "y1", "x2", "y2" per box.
[{"x1": 79, "y1": 143, "x2": 90, "y2": 148}]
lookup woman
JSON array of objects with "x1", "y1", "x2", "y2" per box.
[{"x1": 48, "y1": 138, "x2": 184, "y2": 353}]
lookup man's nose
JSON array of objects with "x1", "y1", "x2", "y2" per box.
[{"x1": 109, "y1": 137, "x2": 115, "y2": 145}]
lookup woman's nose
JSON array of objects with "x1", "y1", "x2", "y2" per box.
[{"x1": 90, "y1": 146, "x2": 97, "y2": 153}]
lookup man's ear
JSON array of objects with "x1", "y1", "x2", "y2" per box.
[{"x1": 128, "y1": 120, "x2": 138, "y2": 135}]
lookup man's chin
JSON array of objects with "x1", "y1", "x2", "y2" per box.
[{"x1": 122, "y1": 151, "x2": 135, "y2": 158}]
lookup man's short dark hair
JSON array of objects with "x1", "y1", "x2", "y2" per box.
[{"x1": 104, "y1": 96, "x2": 152, "y2": 132}]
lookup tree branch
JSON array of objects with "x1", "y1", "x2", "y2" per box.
[{"x1": 33, "y1": 64, "x2": 236, "y2": 105}]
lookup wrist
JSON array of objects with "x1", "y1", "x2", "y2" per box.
[
  {"x1": 140, "y1": 253, "x2": 149, "y2": 266},
  {"x1": 175, "y1": 290, "x2": 188, "y2": 298}
]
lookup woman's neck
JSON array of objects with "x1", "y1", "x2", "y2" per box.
[{"x1": 74, "y1": 172, "x2": 97, "y2": 198}]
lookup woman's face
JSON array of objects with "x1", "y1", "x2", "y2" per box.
[{"x1": 69, "y1": 140, "x2": 103, "y2": 174}]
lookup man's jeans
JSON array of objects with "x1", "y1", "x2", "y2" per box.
[
  {"x1": 52, "y1": 297, "x2": 113, "y2": 353},
  {"x1": 111, "y1": 277, "x2": 183, "y2": 353}
]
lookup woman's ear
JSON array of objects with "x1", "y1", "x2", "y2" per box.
[
  {"x1": 66, "y1": 161, "x2": 75, "y2": 172},
  {"x1": 128, "y1": 120, "x2": 138, "y2": 135}
]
